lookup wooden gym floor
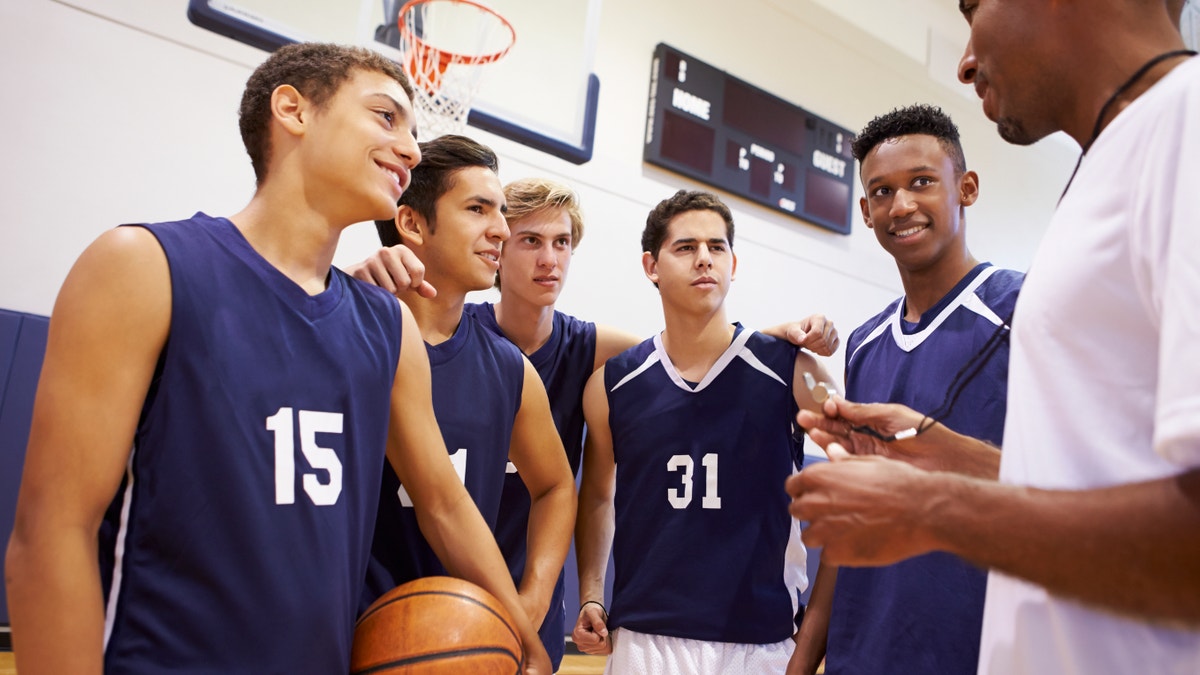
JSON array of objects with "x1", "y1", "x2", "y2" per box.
[{"x1": 560, "y1": 653, "x2": 607, "y2": 674}]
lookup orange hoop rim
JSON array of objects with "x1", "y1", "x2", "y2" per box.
[{"x1": 397, "y1": 0, "x2": 517, "y2": 68}]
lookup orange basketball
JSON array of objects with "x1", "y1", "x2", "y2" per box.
[{"x1": 351, "y1": 576, "x2": 523, "y2": 674}]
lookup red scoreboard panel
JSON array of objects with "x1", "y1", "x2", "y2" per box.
[{"x1": 644, "y1": 43, "x2": 856, "y2": 235}]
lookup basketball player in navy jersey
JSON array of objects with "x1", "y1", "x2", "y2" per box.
[
  {"x1": 791, "y1": 105, "x2": 1020, "y2": 675},
  {"x1": 467, "y1": 178, "x2": 635, "y2": 670},
  {"x1": 360, "y1": 136, "x2": 576, "y2": 656},
  {"x1": 572, "y1": 190, "x2": 835, "y2": 673},
  {"x1": 350, "y1": 177, "x2": 841, "y2": 669},
  {"x1": 790, "y1": 1, "x2": 1200, "y2": 673},
  {"x1": 5, "y1": 44, "x2": 551, "y2": 674}
]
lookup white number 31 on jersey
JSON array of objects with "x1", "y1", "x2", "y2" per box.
[{"x1": 667, "y1": 453, "x2": 721, "y2": 509}]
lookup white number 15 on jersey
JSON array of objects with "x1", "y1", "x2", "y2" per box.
[{"x1": 266, "y1": 407, "x2": 343, "y2": 506}]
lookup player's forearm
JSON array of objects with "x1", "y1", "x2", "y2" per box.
[
  {"x1": 928, "y1": 429, "x2": 1001, "y2": 479},
  {"x1": 573, "y1": 491, "x2": 614, "y2": 604},
  {"x1": 929, "y1": 467, "x2": 1200, "y2": 622},
  {"x1": 791, "y1": 561, "x2": 835, "y2": 675},
  {"x1": 415, "y1": 491, "x2": 548, "y2": 656},
  {"x1": 519, "y1": 482, "x2": 577, "y2": 618},
  {"x1": 5, "y1": 527, "x2": 106, "y2": 675},
  {"x1": 418, "y1": 491, "x2": 519, "y2": 597}
]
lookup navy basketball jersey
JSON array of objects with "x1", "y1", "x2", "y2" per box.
[
  {"x1": 362, "y1": 313, "x2": 524, "y2": 610},
  {"x1": 465, "y1": 302, "x2": 596, "y2": 475},
  {"x1": 465, "y1": 302, "x2": 596, "y2": 667},
  {"x1": 826, "y1": 263, "x2": 1023, "y2": 675},
  {"x1": 604, "y1": 326, "x2": 807, "y2": 644},
  {"x1": 99, "y1": 214, "x2": 402, "y2": 674}
]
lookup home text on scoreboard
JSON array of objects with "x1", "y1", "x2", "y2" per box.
[{"x1": 644, "y1": 43, "x2": 856, "y2": 235}]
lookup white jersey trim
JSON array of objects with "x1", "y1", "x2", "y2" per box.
[
  {"x1": 784, "y1": 469, "x2": 809, "y2": 623},
  {"x1": 849, "y1": 266, "x2": 1002, "y2": 365},
  {"x1": 103, "y1": 447, "x2": 137, "y2": 650},
  {"x1": 654, "y1": 329, "x2": 754, "y2": 393},
  {"x1": 846, "y1": 321, "x2": 891, "y2": 367},
  {"x1": 612, "y1": 329, "x2": 786, "y2": 394},
  {"x1": 736, "y1": 346, "x2": 788, "y2": 388},
  {"x1": 610, "y1": 349, "x2": 664, "y2": 393}
]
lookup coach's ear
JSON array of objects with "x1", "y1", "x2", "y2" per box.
[
  {"x1": 860, "y1": 196, "x2": 873, "y2": 229},
  {"x1": 395, "y1": 205, "x2": 427, "y2": 248}
]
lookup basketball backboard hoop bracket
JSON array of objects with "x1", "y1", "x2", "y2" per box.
[{"x1": 187, "y1": 0, "x2": 599, "y2": 164}]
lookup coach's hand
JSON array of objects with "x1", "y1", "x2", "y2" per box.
[
  {"x1": 345, "y1": 245, "x2": 437, "y2": 298},
  {"x1": 786, "y1": 443, "x2": 941, "y2": 567},
  {"x1": 799, "y1": 397, "x2": 1001, "y2": 478},
  {"x1": 798, "y1": 398, "x2": 942, "y2": 470},
  {"x1": 572, "y1": 601, "x2": 612, "y2": 656}
]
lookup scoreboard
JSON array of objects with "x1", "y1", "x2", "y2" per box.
[{"x1": 643, "y1": 43, "x2": 857, "y2": 235}]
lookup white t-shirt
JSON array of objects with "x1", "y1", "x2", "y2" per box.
[{"x1": 978, "y1": 57, "x2": 1200, "y2": 674}]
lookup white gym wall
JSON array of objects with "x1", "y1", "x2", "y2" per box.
[{"x1": 0, "y1": 0, "x2": 1078, "y2": 373}]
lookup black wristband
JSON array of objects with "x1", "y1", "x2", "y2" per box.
[{"x1": 579, "y1": 600, "x2": 607, "y2": 618}]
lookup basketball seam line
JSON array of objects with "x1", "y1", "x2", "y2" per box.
[
  {"x1": 352, "y1": 646, "x2": 520, "y2": 675},
  {"x1": 357, "y1": 589, "x2": 521, "y2": 644}
]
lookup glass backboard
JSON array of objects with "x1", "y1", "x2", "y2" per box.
[{"x1": 188, "y1": 0, "x2": 601, "y2": 163}]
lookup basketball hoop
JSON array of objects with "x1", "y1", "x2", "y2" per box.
[{"x1": 396, "y1": 0, "x2": 516, "y2": 139}]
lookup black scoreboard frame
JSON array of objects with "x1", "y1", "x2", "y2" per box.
[{"x1": 643, "y1": 43, "x2": 857, "y2": 235}]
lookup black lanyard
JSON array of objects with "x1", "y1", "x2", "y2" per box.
[{"x1": 1060, "y1": 50, "x2": 1197, "y2": 200}]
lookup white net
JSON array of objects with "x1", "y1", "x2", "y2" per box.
[{"x1": 396, "y1": 0, "x2": 516, "y2": 139}]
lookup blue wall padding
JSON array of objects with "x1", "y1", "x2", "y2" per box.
[{"x1": 0, "y1": 309, "x2": 50, "y2": 625}]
